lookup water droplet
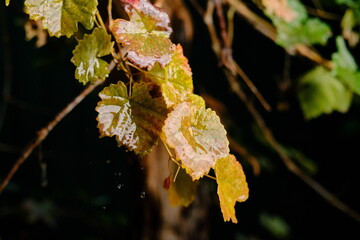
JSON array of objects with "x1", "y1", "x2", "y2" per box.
[
  {"x1": 102, "y1": 206, "x2": 106, "y2": 210},
  {"x1": 117, "y1": 184, "x2": 123, "y2": 189},
  {"x1": 140, "y1": 191, "x2": 146, "y2": 199},
  {"x1": 106, "y1": 160, "x2": 111, "y2": 164}
]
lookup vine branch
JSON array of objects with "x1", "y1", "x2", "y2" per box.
[{"x1": 0, "y1": 61, "x2": 116, "y2": 194}]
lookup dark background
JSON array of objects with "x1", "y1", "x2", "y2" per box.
[{"x1": 1, "y1": 0, "x2": 360, "y2": 239}]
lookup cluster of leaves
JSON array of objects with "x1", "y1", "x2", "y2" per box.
[
  {"x1": 261, "y1": 0, "x2": 360, "y2": 120},
  {"x1": 16, "y1": 0, "x2": 249, "y2": 223}
]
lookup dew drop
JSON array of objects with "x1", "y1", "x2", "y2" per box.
[
  {"x1": 117, "y1": 184, "x2": 123, "y2": 189},
  {"x1": 140, "y1": 191, "x2": 146, "y2": 199},
  {"x1": 102, "y1": 206, "x2": 106, "y2": 210},
  {"x1": 106, "y1": 160, "x2": 111, "y2": 164}
]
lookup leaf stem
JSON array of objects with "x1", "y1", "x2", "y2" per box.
[
  {"x1": 205, "y1": 174, "x2": 216, "y2": 181},
  {"x1": 96, "y1": 11, "x2": 106, "y2": 30},
  {"x1": 107, "y1": 0, "x2": 113, "y2": 29}
]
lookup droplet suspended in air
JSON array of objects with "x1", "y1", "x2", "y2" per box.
[{"x1": 140, "y1": 191, "x2": 146, "y2": 198}]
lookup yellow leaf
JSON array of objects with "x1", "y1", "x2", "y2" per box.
[{"x1": 215, "y1": 154, "x2": 249, "y2": 223}]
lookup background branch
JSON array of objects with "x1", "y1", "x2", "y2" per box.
[{"x1": 0, "y1": 61, "x2": 116, "y2": 194}]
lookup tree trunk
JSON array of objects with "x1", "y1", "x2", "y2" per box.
[{"x1": 142, "y1": 144, "x2": 210, "y2": 240}]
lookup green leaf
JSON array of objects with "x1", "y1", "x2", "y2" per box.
[
  {"x1": 162, "y1": 102, "x2": 229, "y2": 180},
  {"x1": 332, "y1": 36, "x2": 358, "y2": 71},
  {"x1": 263, "y1": 0, "x2": 331, "y2": 48},
  {"x1": 71, "y1": 28, "x2": 113, "y2": 85},
  {"x1": 275, "y1": 17, "x2": 331, "y2": 48},
  {"x1": 25, "y1": 0, "x2": 97, "y2": 38},
  {"x1": 145, "y1": 44, "x2": 193, "y2": 107},
  {"x1": 298, "y1": 66, "x2": 352, "y2": 120},
  {"x1": 168, "y1": 162, "x2": 198, "y2": 207},
  {"x1": 215, "y1": 154, "x2": 249, "y2": 223},
  {"x1": 331, "y1": 36, "x2": 360, "y2": 95},
  {"x1": 96, "y1": 81, "x2": 168, "y2": 155},
  {"x1": 111, "y1": 0, "x2": 174, "y2": 69}
]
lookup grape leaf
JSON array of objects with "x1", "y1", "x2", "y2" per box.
[
  {"x1": 111, "y1": 0, "x2": 174, "y2": 69},
  {"x1": 25, "y1": 0, "x2": 97, "y2": 38},
  {"x1": 215, "y1": 154, "x2": 249, "y2": 223},
  {"x1": 162, "y1": 102, "x2": 229, "y2": 180},
  {"x1": 263, "y1": 0, "x2": 331, "y2": 48},
  {"x1": 71, "y1": 28, "x2": 113, "y2": 85},
  {"x1": 145, "y1": 44, "x2": 193, "y2": 107},
  {"x1": 168, "y1": 163, "x2": 198, "y2": 207},
  {"x1": 96, "y1": 81, "x2": 168, "y2": 155},
  {"x1": 186, "y1": 94, "x2": 206, "y2": 108},
  {"x1": 331, "y1": 36, "x2": 360, "y2": 95},
  {"x1": 298, "y1": 66, "x2": 352, "y2": 120},
  {"x1": 332, "y1": 36, "x2": 357, "y2": 72}
]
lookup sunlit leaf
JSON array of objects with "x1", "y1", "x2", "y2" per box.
[
  {"x1": 215, "y1": 154, "x2": 249, "y2": 224},
  {"x1": 168, "y1": 162, "x2": 198, "y2": 207},
  {"x1": 145, "y1": 44, "x2": 193, "y2": 107},
  {"x1": 298, "y1": 66, "x2": 352, "y2": 120},
  {"x1": 6, "y1": 0, "x2": 10, "y2": 6},
  {"x1": 71, "y1": 28, "x2": 113, "y2": 85},
  {"x1": 263, "y1": 0, "x2": 331, "y2": 48},
  {"x1": 186, "y1": 94, "x2": 206, "y2": 108},
  {"x1": 96, "y1": 81, "x2": 168, "y2": 155},
  {"x1": 162, "y1": 102, "x2": 229, "y2": 180},
  {"x1": 111, "y1": 0, "x2": 174, "y2": 69},
  {"x1": 25, "y1": 0, "x2": 97, "y2": 38}
]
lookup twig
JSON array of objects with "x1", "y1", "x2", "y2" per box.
[
  {"x1": 228, "y1": 137, "x2": 260, "y2": 176},
  {"x1": 207, "y1": 0, "x2": 271, "y2": 111},
  {"x1": 0, "y1": 61, "x2": 116, "y2": 194},
  {"x1": 204, "y1": 0, "x2": 360, "y2": 223}
]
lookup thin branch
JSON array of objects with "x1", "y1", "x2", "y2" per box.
[
  {"x1": 0, "y1": 61, "x2": 116, "y2": 194},
  {"x1": 228, "y1": 137, "x2": 261, "y2": 176},
  {"x1": 207, "y1": 0, "x2": 271, "y2": 111},
  {"x1": 204, "y1": 0, "x2": 360, "y2": 223}
]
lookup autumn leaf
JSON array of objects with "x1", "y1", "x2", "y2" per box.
[
  {"x1": 6, "y1": 0, "x2": 10, "y2": 6},
  {"x1": 168, "y1": 162, "x2": 198, "y2": 207},
  {"x1": 71, "y1": 28, "x2": 114, "y2": 85},
  {"x1": 96, "y1": 82, "x2": 168, "y2": 155},
  {"x1": 25, "y1": 0, "x2": 97, "y2": 37},
  {"x1": 215, "y1": 154, "x2": 249, "y2": 223},
  {"x1": 162, "y1": 102, "x2": 229, "y2": 180},
  {"x1": 145, "y1": 44, "x2": 193, "y2": 107},
  {"x1": 111, "y1": 0, "x2": 174, "y2": 69}
]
